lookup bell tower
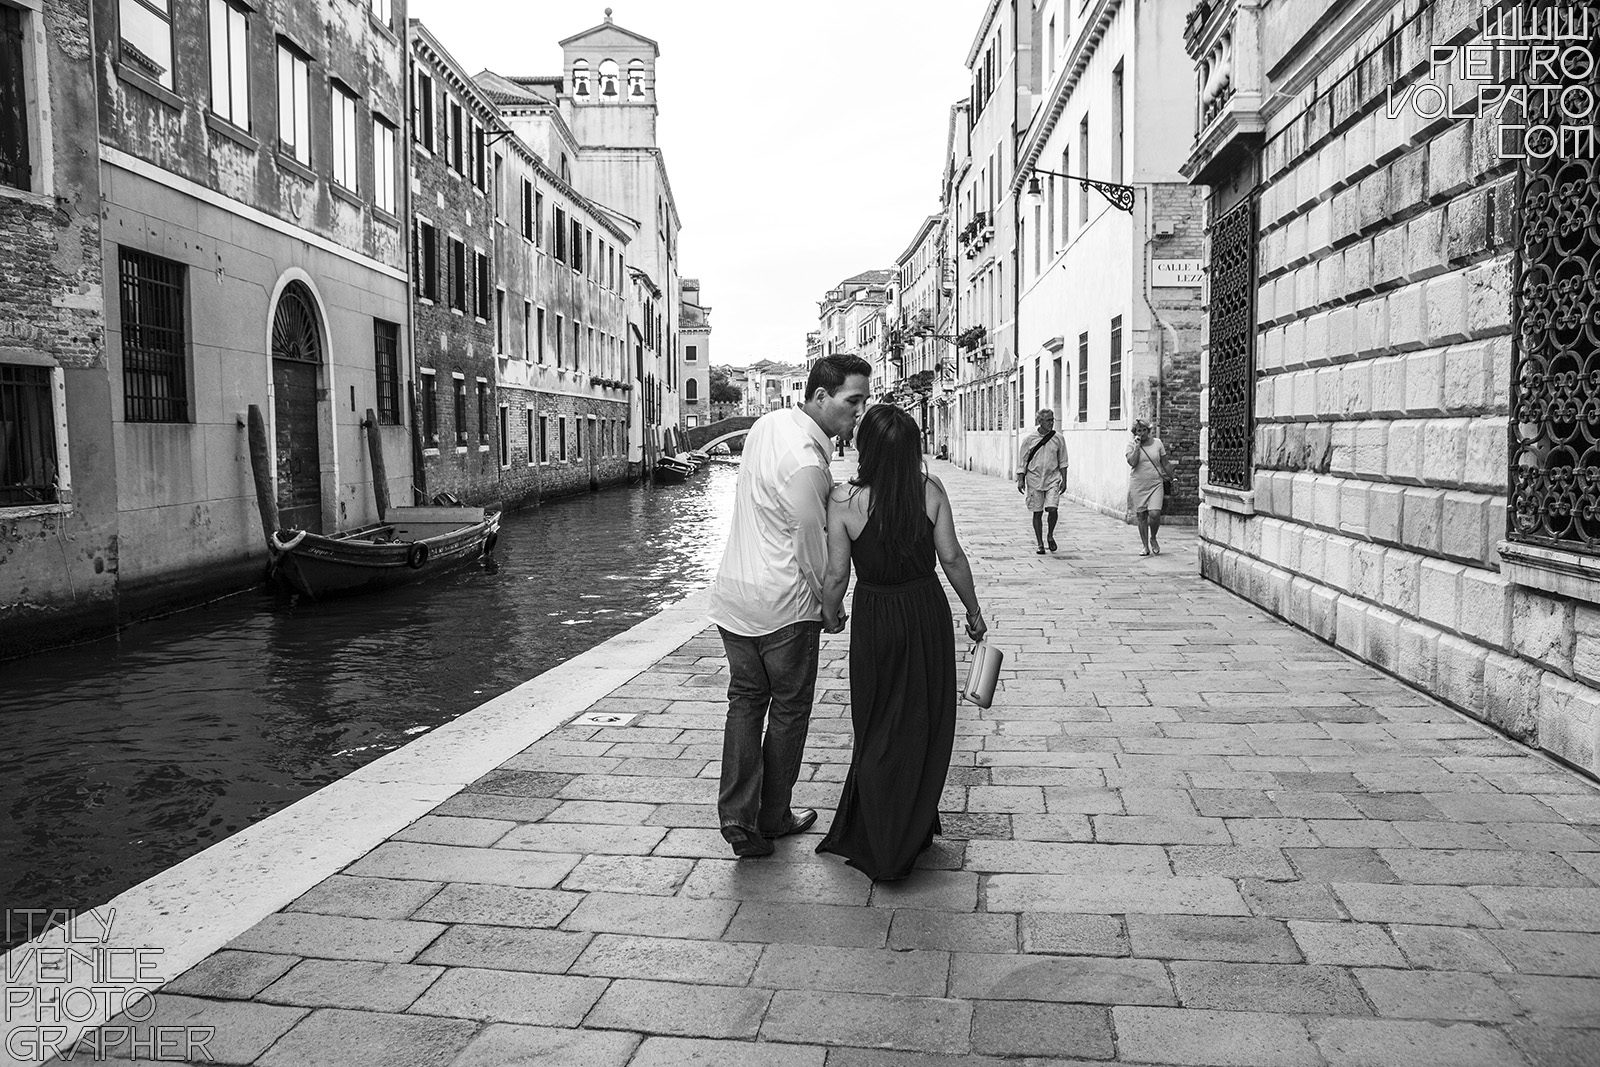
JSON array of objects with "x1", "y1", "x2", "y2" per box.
[{"x1": 560, "y1": 8, "x2": 660, "y2": 148}]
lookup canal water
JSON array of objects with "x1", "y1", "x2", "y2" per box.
[{"x1": 0, "y1": 464, "x2": 738, "y2": 949}]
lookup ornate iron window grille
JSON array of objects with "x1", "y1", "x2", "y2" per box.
[
  {"x1": 1509, "y1": 44, "x2": 1600, "y2": 552},
  {"x1": 119, "y1": 248, "x2": 189, "y2": 423},
  {"x1": 1206, "y1": 194, "x2": 1257, "y2": 490},
  {"x1": 374, "y1": 320, "x2": 400, "y2": 424}
]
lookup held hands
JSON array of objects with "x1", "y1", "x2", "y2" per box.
[
  {"x1": 822, "y1": 611, "x2": 848, "y2": 634},
  {"x1": 965, "y1": 610, "x2": 987, "y2": 643}
]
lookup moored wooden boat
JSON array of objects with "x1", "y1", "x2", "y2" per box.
[
  {"x1": 268, "y1": 505, "x2": 501, "y2": 599},
  {"x1": 655, "y1": 455, "x2": 697, "y2": 483}
]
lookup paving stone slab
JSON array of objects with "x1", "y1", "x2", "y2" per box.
[
  {"x1": 628, "y1": 1036, "x2": 826, "y2": 1066},
  {"x1": 585, "y1": 979, "x2": 772, "y2": 1040},
  {"x1": 752, "y1": 944, "x2": 949, "y2": 996},
  {"x1": 571, "y1": 933, "x2": 762, "y2": 985},
  {"x1": 1505, "y1": 1023, "x2": 1600, "y2": 1067},
  {"x1": 449, "y1": 1024, "x2": 641, "y2": 1067},
  {"x1": 889, "y1": 909, "x2": 1017, "y2": 953},
  {"x1": 430, "y1": 793, "x2": 561, "y2": 823},
  {"x1": 949, "y1": 952, "x2": 1174, "y2": 1005},
  {"x1": 1126, "y1": 915, "x2": 1301, "y2": 963},
  {"x1": 94, "y1": 995, "x2": 308, "y2": 1065},
  {"x1": 564, "y1": 891, "x2": 738, "y2": 939},
  {"x1": 681, "y1": 858, "x2": 873, "y2": 906},
  {"x1": 1484, "y1": 929, "x2": 1600, "y2": 976},
  {"x1": 161, "y1": 950, "x2": 300, "y2": 1000},
  {"x1": 408, "y1": 967, "x2": 608, "y2": 1026},
  {"x1": 346, "y1": 841, "x2": 582, "y2": 888},
  {"x1": 1288, "y1": 921, "x2": 1405, "y2": 967},
  {"x1": 1355, "y1": 967, "x2": 1521, "y2": 1020},
  {"x1": 1497, "y1": 974, "x2": 1600, "y2": 1026},
  {"x1": 560, "y1": 854, "x2": 696, "y2": 895},
  {"x1": 1019, "y1": 914, "x2": 1128, "y2": 957},
  {"x1": 1471, "y1": 886, "x2": 1600, "y2": 931},
  {"x1": 760, "y1": 990, "x2": 973, "y2": 1053},
  {"x1": 258, "y1": 959, "x2": 443, "y2": 1012},
  {"x1": 498, "y1": 822, "x2": 669, "y2": 855},
  {"x1": 1333, "y1": 883, "x2": 1498, "y2": 927},
  {"x1": 285, "y1": 874, "x2": 444, "y2": 919},
  {"x1": 414, "y1": 923, "x2": 591, "y2": 973},
  {"x1": 256, "y1": 1008, "x2": 476, "y2": 1067},
  {"x1": 392, "y1": 814, "x2": 515, "y2": 847},
  {"x1": 1309, "y1": 1018, "x2": 1531, "y2": 1067},
  {"x1": 970, "y1": 1001, "x2": 1114, "y2": 1059},
  {"x1": 987, "y1": 873, "x2": 1249, "y2": 915},
  {"x1": 1112, "y1": 1006, "x2": 1321, "y2": 1067},
  {"x1": 1388, "y1": 924, "x2": 1513, "y2": 972},
  {"x1": 226, "y1": 912, "x2": 445, "y2": 963},
  {"x1": 963, "y1": 840, "x2": 1169, "y2": 875},
  {"x1": 410, "y1": 883, "x2": 582, "y2": 928},
  {"x1": 1172, "y1": 960, "x2": 1369, "y2": 1014}
]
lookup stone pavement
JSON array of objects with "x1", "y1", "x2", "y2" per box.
[{"x1": 73, "y1": 460, "x2": 1600, "y2": 1066}]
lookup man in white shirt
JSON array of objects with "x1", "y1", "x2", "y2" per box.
[
  {"x1": 1016, "y1": 408, "x2": 1070, "y2": 554},
  {"x1": 708, "y1": 354, "x2": 871, "y2": 857}
]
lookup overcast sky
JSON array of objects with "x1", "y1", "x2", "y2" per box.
[{"x1": 408, "y1": 0, "x2": 979, "y2": 365}]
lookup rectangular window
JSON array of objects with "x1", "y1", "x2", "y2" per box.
[
  {"x1": 449, "y1": 238, "x2": 465, "y2": 311},
  {"x1": 554, "y1": 206, "x2": 567, "y2": 262},
  {"x1": 572, "y1": 322, "x2": 580, "y2": 370},
  {"x1": 537, "y1": 413, "x2": 548, "y2": 462},
  {"x1": 685, "y1": 344, "x2": 697, "y2": 362},
  {"x1": 0, "y1": 4, "x2": 30, "y2": 191},
  {"x1": 474, "y1": 252, "x2": 489, "y2": 319},
  {"x1": 0, "y1": 364, "x2": 61, "y2": 506},
  {"x1": 330, "y1": 84, "x2": 359, "y2": 190},
  {"x1": 533, "y1": 191, "x2": 544, "y2": 247},
  {"x1": 555, "y1": 314, "x2": 564, "y2": 366},
  {"x1": 558, "y1": 416, "x2": 567, "y2": 461},
  {"x1": 1108, "y1": 315, "x2": 1123, "y2": 421},
  {"x1": 521, "y1": 178, "x2": 534, "y2": 241},
  {"x1": 421, "y1": 371, "x2": 438, "y2": 445},
  {"x1": 1077, "y1": 331, "x2": 1089, "y2": 423},
  {"x1": 522, "y1": 300, "x2": 531, "y2": 358},
  {"x1": 536, "y1": 308, "x2": 546, "y2": 363},
  {"x1": 575, "y1": 416, "x2": 583, "y2": 460},
  {"x1": 448, "y1": 99, "x2": 463, "y2": 172},
  {"x1": 571, "y1": 218, "x2": 582, "y2": 273},
  {"x1": 1078, "y1": 116, "x2": 1090, "y2": 224},
  {"x1": 1206, "y1": 195, "x2": 1257, "y2": 490},
  {"x1": 493, "y1": 154, "x2": 505, "y2": 218},
  {"x1": 584, "y1": 229, "x2": 593, "y2": 279},
  {"x1": 498, "y1": 405, "x2": 508, "y2": 466},
  {"x1": 1111, "y1": 63, "x2": 1125, "y2": 186},
  {"x1": 495, "y1": 290, "x2": 506, "y2": 352},
  {"x1": 207, "y1": 0, "x2": 249, "y2": 128},
  {"x1": 416, "y1": 220, "x2": 438, "y2": 301},
  {"x1": 368, "y1": 0, "x2": 390, "y2": 26},
  {"x1": 476, "y1": 380, "x2": 489, "y2": 445},
  {"x1": 120, "y1": 0, "x2": 174, "y2": 89},
  {"x1": 276, "y1": 41, "x2": 312, "y2": 164},
  {"x1": 119, "y1": 248, "x2": 188, "y2": 423},
  {"x1": 473, "y1": 123, "x2": 485, "y2": 189},
  {"x1": 374, "y1": 319, "x2": 400, "y2": 424},
  {"x1": 373, "y1": 118, "x2": 397, "y2": 213},
  {"x1": 414, "y1": 71, "x2": 434, "y2": 150},
  {"x1": 453, "y1": 376, "x2": 467, "y2": 446}
]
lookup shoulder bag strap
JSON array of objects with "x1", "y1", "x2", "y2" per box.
[{"x1": 1024, "y1": 429, "x2": 1056, "y2": 468}]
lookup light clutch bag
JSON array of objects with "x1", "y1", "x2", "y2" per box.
[{"x1": 962, "y1": 639, "x2": 1004, "y2": 708}]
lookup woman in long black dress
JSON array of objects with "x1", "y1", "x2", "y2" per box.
[{"x1": 817, "y1": 405, "x2": 986, "y2": 881}]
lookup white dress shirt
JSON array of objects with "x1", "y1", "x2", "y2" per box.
[{"x1": 708, "y1": 407, "x2": 834, "y2": 637}]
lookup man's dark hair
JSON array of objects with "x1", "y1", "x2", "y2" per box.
[{"x1": 805, "y1": 354, "x2": 872, "y2": 400}]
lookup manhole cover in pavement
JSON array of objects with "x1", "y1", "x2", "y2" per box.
[{"x1": 571, "y1": 711, "x2": 636, "y2": 727}]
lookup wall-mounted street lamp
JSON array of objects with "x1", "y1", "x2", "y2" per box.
[{"x1": 1024, "y1": 167, "x2": 1135, "y2": 214}]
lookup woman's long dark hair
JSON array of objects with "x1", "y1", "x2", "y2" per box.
[{"x1": 851, "y1": 405, "x2": 926, "y2": 548}]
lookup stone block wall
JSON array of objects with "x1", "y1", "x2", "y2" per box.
[
  {"x1": 499, "y1": 387, "x2": 630, "y2": 508},
  {"x1": 1199, "y1": 2, "x2": 1600, "y2": 778}
]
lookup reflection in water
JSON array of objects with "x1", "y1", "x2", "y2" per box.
[{"x1": 0, "y1": 465, "x2": 738, "y2": 946}]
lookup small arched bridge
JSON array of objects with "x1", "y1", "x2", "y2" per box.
[{"x1": 686, "y1": 416, "x2": 757, "y2": 452}]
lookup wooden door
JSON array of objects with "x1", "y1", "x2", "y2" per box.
[{"x1": 271, "y1": 284, "x2": 323, "y2": 533}]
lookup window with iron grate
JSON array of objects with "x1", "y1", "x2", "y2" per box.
[
  {"x1": 1205, "y1": 195, "x2": 1256, "y2": 491},
  {"x1": 119, "y1": 247, "x2": 189, "y2": 423}
]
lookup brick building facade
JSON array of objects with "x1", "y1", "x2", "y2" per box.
[
  {"x1": 1188, "y1": 0, "x2": 1599, "y2": 778},
  {"x1": 0, "y1": 0, "x2": 111, "y2": 653}
]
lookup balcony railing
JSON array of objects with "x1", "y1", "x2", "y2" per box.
[{"x1": 1181, "y1": 0, "x2": 1265, "y2": 186}]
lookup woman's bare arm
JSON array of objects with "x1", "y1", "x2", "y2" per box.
[
  {"x1": 928, "y1": 476, "x2": 985, "y2": 641},
  {"x1": 821, "y1": 486, "x2": 854, "y2": 632}
]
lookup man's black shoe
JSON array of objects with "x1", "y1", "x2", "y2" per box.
[
  {"x1": 763, "y1": 808, "x2": 818, "y2": 838},
  {"x1": 721, "y1": 825, "x2": 775, "y2": 858}
]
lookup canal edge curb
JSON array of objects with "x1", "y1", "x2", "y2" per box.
[{"x1": 0, "y1": 587, "x2": 714, "y2": 1066}]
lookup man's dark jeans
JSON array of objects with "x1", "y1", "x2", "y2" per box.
[{"x1": 717, "y1": 621, "x2": 822, "y2": 835}]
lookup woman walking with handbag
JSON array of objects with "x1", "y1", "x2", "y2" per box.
[
  {"x1": 1126, "y1": 419, "x2": 1172, "y2": 556},
  {"x1": 818, "y1": 405, "x2": 985, "y2": 881}
]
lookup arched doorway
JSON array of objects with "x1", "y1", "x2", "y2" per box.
[{"x1": 271, "y1": 282, "x2": 324, "y2": 533}]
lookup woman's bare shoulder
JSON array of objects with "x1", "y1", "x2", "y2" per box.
[{"x1": 923, "y1": 473, "x2": 949, "y2": 502}]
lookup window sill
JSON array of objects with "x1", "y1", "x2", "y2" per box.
[
  {"x1": 0, "y1": 502, "x2": 72, "y2": 520},
  {"x1": 0, "y1": 184, "x2": 52, "y2": 207},
  {"x1": 372, "y1": 206, "x2": 399, "y2": 228},
  {"x1": 205, "y1": 112, "x2": 259, "y2": 151},
  {"x1": 368, "y1": 13, "x2": 398, "y2": 43},
  {"x1": 115, "y1": 61, "x2": 183, "y2": 111},
  {"x1": 1499, "y1": 540, "x2": 1600, "y2": 601},
  {"x1": 422, "y1": 446, "x2": 440, "y2": 456},
  {"x1": 1204, "y1": 484, "x2": 1256, "y2": 517},
  {"x1": 331, "y1": 183, "x2": 363, "y2": 208},
  {"x1": 277, "y1": 153, "x2": 317, "y2": 184},
  {"x1": 479, "y1": 444, "x2": 490, "y2": 452},
  {"x1": 455, "y1": 445, "x2": 469, "y2": 453}
]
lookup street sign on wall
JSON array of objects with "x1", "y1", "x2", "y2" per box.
[{"x1": 1152, "y1": 260, "x2": 1203, "y2": 287}]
